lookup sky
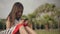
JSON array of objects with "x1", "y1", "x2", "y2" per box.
[{"x1": 0, "y1": 0, "x2": 60, "y2": 19}]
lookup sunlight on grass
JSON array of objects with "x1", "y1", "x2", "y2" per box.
[{"x1": 35, "y1": 29, "x2": 60, "y2": 34}]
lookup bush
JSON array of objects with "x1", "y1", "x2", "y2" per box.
[{"x1": 0, "y1": 22, "x2": 3, "y2": 29}]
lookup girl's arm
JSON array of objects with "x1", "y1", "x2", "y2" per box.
[
  {"x1": 19, "y1": 20, "x2": 28, "y2": 34},
  {"x1": 25, "y1": 26, "x2": 36, "y2": 34},
  {"x1": 23, "y1": 20, "x2": 36, "y2": 34},
  {"x1": 19, "y1": 25, "x2": 28, "y2": 34}
]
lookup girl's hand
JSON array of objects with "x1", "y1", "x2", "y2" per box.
[
  {"x1": 23, "y1": 20, "x2": 28, "y2": 26},
  {"x1": 19, "y1": 19, "x2": 28, "y2": 26},
  {"x1": 19, "y1": 20, "x2": 24, "y2": 24}
]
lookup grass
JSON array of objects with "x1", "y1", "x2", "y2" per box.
[
  {"x1": 35, "y1": 29, "x2": 60, "y2": 34},
  {"x1": 0, "y1": 29, "x2": 60, "y2": 34}
]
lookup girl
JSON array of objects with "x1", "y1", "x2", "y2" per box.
[{"x1": 0, "y1": 2, "x2": 36, "y2": 34}]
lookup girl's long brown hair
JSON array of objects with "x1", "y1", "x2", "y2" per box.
[{"x1": 7, "y1": 2, "x2": 24, "y2": 26}]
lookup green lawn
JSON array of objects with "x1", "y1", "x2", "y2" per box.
[
  {"x1": 0, "y1": 29, "x2": 60, "y2": 34},
  {"x1": 35, "y1": 29, "x2": 60, "y2": 34}
]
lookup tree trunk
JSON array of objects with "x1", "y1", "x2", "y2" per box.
[{"x1": 45, "y1": 24, "x2": 49, "y2": 30}]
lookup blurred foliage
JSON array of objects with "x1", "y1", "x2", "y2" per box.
[
  {"x1": 25, "y1": 3, "x2": 60, "y2": 29},
  {"x1": 0, "y1": 19, "x2": 6, "y2": 29}
]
